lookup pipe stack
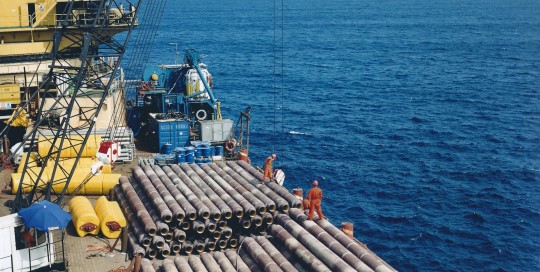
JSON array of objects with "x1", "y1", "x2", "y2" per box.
[{"x1": 114, "y1": 162, "x2": 395, "y2": 272}]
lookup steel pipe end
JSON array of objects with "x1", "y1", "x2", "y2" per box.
[
  {"x1": 294, "y1": 203, "x2": 303, "y2": 209},
  {"x1": 207, "y1": 224, "x2": 216, "y2": 232},
  {"x1": 163, "y1": 215, "x2": 173, "y2": 223},
  {"x1": 224, "y1": 211, "x2": 233, "y2": 220},
  {"x1": 264, "y1": 217, "x2": 273, "y2": 225},
  {"x1": 147, "y1": 249, "x2": 157, "y2": 258},
  {"x1": 248, "y1": 210, "x2": 257, "y2": 218},
  {"x1": 183, "y1": 245, "x2": 193, "y2": 254},
  {"x1": 188, "y1": 212, "x2": 197, "y2": 221},
  {"x1": 212, "y1": 212, "x2": 222, "y2": 221},
  {"x1": 181, "y1": 222, "x2": 191, "y2": 231},
  {"x1": 195, "y1": 244, "x2": 204, "y2": 253},
  {"x1": 281, "y1": 204, "x2": 290, "y2": 213},
  {"x1": 176, "y1": 214, "x2": 185, "y2": 222},
  {"x1": 242, "y1": 220, "x2": 251, "y2": 229},
  {"x1": 172, "y1": 244, "x2": 181, "y2": 253},
  {"x1": 218, "y1": 221, "x2": 227, "y2": 229},
  {"x1": 177, "y1": 235, "x2": 186, "y2": 243},
  {"x1": 268, "y1": 204, "x2": 277, "y2": 213},
  {"x1": 142, "y1": 238, "x2": 152, "y2": 247},
  {"x1": 161, "y1": 249, "x2": 170, "y2": 257},
  {"x1": 147, "y1": 228, "x2": 157, "y2": 237},
  {"x1": 159, "y1": 228, "x2": 168, "y2": 236},
  {"x1": 196, "y1": 226, "x2": 205, "y2": 234},
  {"x1": 206, "y1": 242, "x2": 216, "y2": 251},
  {"x1": 213, "y1": 231, "x2": 221, "y2": 239},
  {"x1": 229, "y1": 238, "x2": 238, "y2": 248},
  {"x1": 235, "y1": 210, "x2": 245, "y2": 218},
  {"x1": 257, "y1": 206, "x2": 267, "y2": 214},
  {"x1": 164, "y1": 233, "x2": 173, "y2": 242},
  {"x1": 252, "y1": 217, "x2": 262, "y2": 227},
  {"x1": 218, "y1": 240, "x2": 227, "y2": 249},
  {"x1": 202, "y1": 211, "x2": 211, "y2": 219},
  {"x1": 155, "y1": 241, "x2": 165, "y2": 249}
]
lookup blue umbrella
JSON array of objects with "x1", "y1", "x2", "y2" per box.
[{"x1": 18, "y1": 200, "x2": 72, "y2": 232}]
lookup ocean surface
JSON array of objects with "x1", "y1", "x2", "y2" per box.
[{"x1": 125, "y1": 0, "x2": 540, "y2": 271}]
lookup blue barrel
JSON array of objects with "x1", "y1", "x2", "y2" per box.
[
  {"x1": 203, "y1": 157, "x2": 212, "y2": 164},
  {"x1": 214, "y1": 146, "x2": 224, "y2": 156},
  {"x1": 161, "y1": 143, "x2": 173, "y2": 155},
  {"x1": 200, "y1": 146, "x2": 211, "y2": 157},
  {"x1": 195, "y1": 157, "x2": 204, "y2": 166},
  {"x1": 195, "y1": 147, "x2": 202, "y2": 157},
  {"x1": 185, "y1": 146, "x2": 195, "y2": 163},
  {"x1": 175, "y1": 147, "x2": 186, "y2": 163}
]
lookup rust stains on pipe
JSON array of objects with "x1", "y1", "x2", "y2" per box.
[
  {"x1": 275, "y1": 214, "x2": 356, "y2": 272},
  {"x1": 180, "y1": 164, "x2": 233, "y2": 219},
  {"x1": 239, "y1": 247, "x2": 263, "y2": 272},
  {"x1": 268, "y1": 224, "x2": 331, "y2": 272},
  {"x1": 207, "y1": 163, "x2": 265, "y2": 215},
  {"x1": 288, "y1": 209, "x2": 373, "y2": 272},
  {"x1": 224, "y1": 249, "x2": 251, "y2": 272},
  {"x1": 189, "y1": 164, "x2": 244, "y2": 219},
  {"x1": 254, "y1": 236, "x2": 298, "y2": 272},
  {"x1": 218, "y1": 162, "x2": 277, "y2": 212},
  {"x1": 162, "y1": 165, "x2": 211, "y2": 219},
  {"x1": 143, "y1": 165, "x2": 186, "y2": 223},
  {"x1": 201, "y1": 164, "x2": 257, "y2": 218},
  {"x1": 237, "y1": 160, "x2": 303, "y2": 209},
  {"x1": 152, "y1": 165, "x2": 198, "y2": 221},
  {"x1": 126, "y1": 230, "x2": 145, "y2": 257},
  {"x1": 130, "y1": 177, "x2": 169, "y2": 235},
  {"x1": 201, "y1": 252, "x2": 221, "y2": 271},
  {"x1": 170, "y1": 164, "x2": 221, "y2": 220},
  {"x1": 132, "y1": 167, "x2": 173, "y2": 223},
  {"x1": 228, "y1": 161, "x2": 292, "y2": 212},
  {"x1": 118, "y1": 177, "x2": 157, "y2": 236},
  {"x1": 213, "y1": 251, "x2": 237, "y2": 272},
  {"x1": 242, "y1": 237, "x2": 284, "y2": 272},
  {"x1": 188, "y1": 255, "x2": 209, "y2": 272},
  {"x1": 114, "y1": 185, "x2": 152, "y2": 245},
  {"x1": 174, "y1": 257, "x2": 192, "y2": 272},
  {"x1": 315, "y1": 219, "x2": 396, "y2": 272}
]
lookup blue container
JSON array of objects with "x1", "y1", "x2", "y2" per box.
[
  {"x1": 195, "y1": 157, "x2": 204, "y2": 166},
  {"x1": 209, "y1": 146, "x2": 215, "y2": 157},
  {"x1": 214, "y1": 146, "x2": 224, "y2": 156},
  {"x1": 149, "y1": 115, "x2": 190, "y2": 153},
  {"x1": 161, "y1": 143, "x2": 173, "y2": 155},
  {"x1": 175, "y1": 147, "x2": 186, "y2": 163},
  {"x1": 185, "y1": 146, "x2": 195, "y2": 163},
  {"x1": 195, "y1": 147, "x2": 202, "y2": 157},
  {"x1": 200, "y1": 146, "x2": 211, "y2": 157}
]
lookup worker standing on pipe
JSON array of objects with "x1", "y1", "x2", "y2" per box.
[
  {"x1": 307, "y1": 180, "x2": 324, "y2": 220},
  {"x1": 263, "y1": 154, "x2": 277, "y2": 182}
]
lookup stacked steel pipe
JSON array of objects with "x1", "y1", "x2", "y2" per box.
[
  {"x1": 115, "y1": 162, "x2": 395, "y2": 272},
  {"x1": 115, "y1": 163, "x2": 284, "y2": 259}
]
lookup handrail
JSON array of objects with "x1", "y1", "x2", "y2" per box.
[{"x1": 32, "y1": 0, "x2": 57, "y2": 27}]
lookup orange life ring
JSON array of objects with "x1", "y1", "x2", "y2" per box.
[{"x1": 225, "y1": 139, "x2": 236, "y2": 152}]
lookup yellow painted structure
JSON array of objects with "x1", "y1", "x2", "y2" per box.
[
  {"x1": 11, "y1": 153, "x2": 119, "y2": 195},
  {"x1": 38, "y1": 135, "x2": 102, "y2": 158},
  {"x1": 94, "y1": 196, "x2": 126, "y2": 238},
  {"x1": 0, "y1": 84, "x2": 21, "y2": 104},
  {"x1": 69, "y1": 196, "x2": 100, "y2": 237}
]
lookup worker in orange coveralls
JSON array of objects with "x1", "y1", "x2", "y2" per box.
[
  {"x1": 307, "y1": 180, "x2": 324, "y2": 220},
  {"x1": 263, "y1": 154, "x2": 277, "y2": 181}
]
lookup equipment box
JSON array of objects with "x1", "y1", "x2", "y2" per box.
[
  {"x1": 197, "y1": 119, "x2": 233, "y2": 143},
  {"x1": 149, "y1": 113, "x2": 190, "y2": 152}
]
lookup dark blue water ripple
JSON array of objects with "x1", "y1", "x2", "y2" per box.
[{"x1": 125, "y1": 0, "x2": 540, "y2": 271}]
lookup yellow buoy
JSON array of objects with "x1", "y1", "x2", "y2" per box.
[
  {"x1": 94, "y1": 196, "x2": 126, "y2": 238},
  {"x1": 69, "y1": 196, "x2": 100, "y2": 237},
  {"x1": 151, "y1": 73, "x2": 159, "y2": 81}
]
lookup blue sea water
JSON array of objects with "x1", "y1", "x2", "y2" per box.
[{"x1": 126, "y1": 0, "x2": 540, "y2": 271}]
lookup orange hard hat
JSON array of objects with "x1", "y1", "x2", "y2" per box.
[
  {"x1": 312, "y1": 180, "x2": 318, "y2": 186},
  {"x1": 272, "y1": 154, "x2": 277, "y2": 158}
]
